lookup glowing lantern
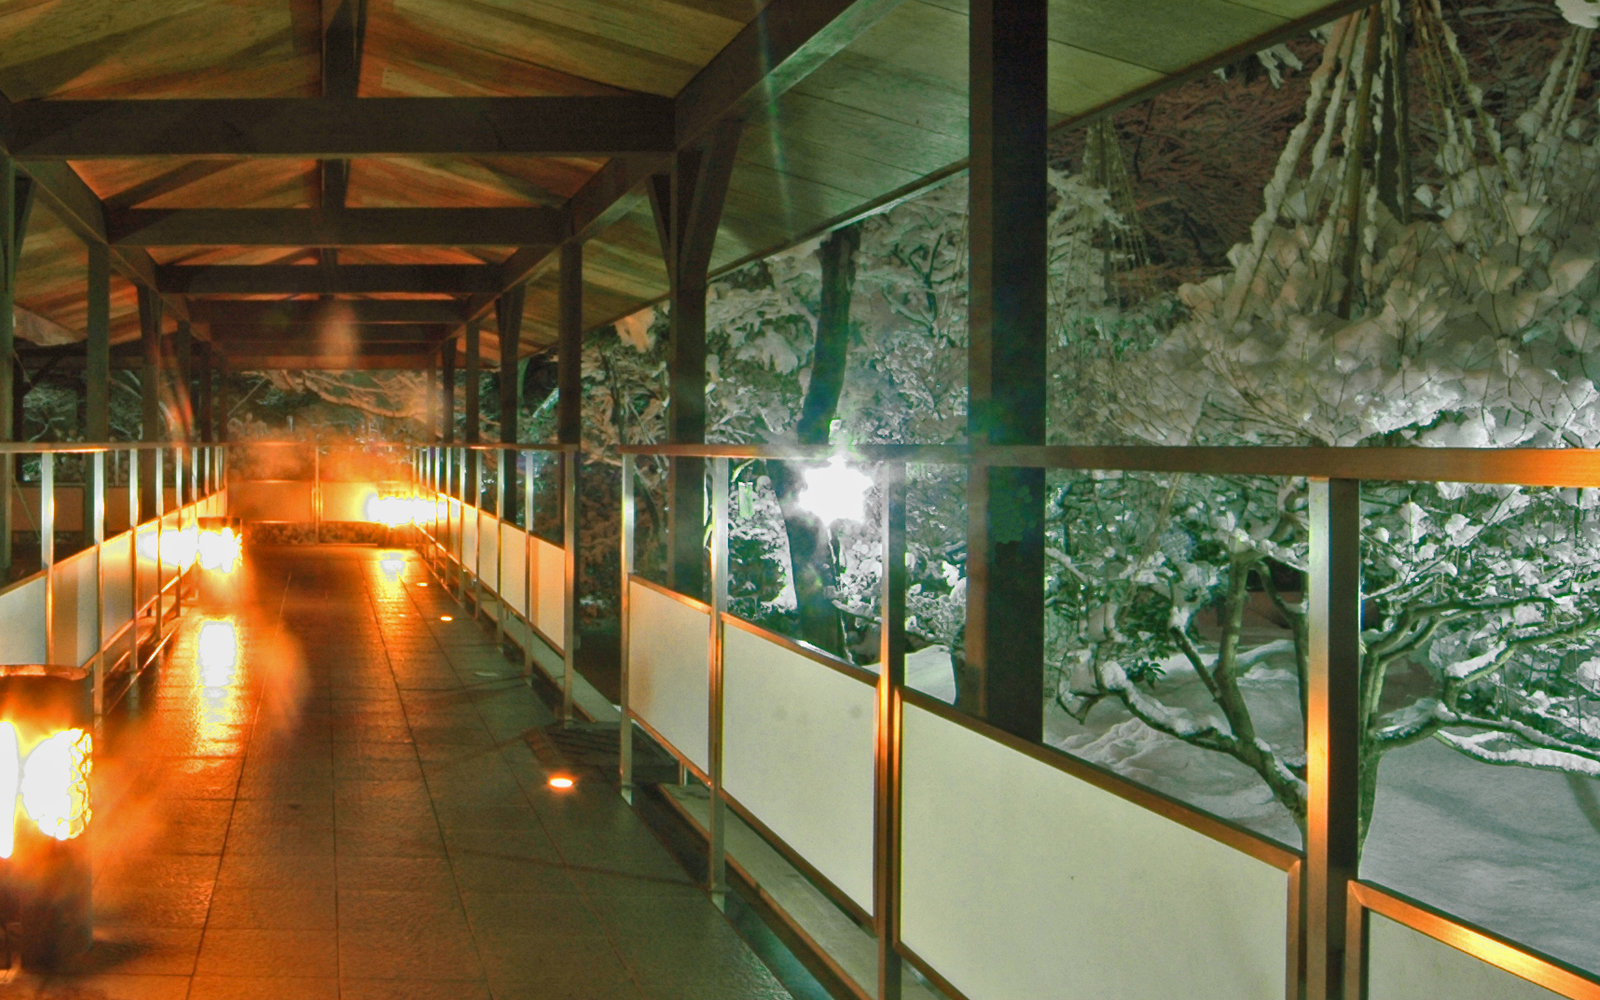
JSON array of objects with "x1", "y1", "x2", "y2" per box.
[
  {"x1": 197, "y1": 519, "x2": 242, "y2": 573},
  {"x1": 797, "y1": 458, "x2": 874, "y2": 524},
  {"x1": 0, "y1": 666, "x2": 95, "y2": 968}
]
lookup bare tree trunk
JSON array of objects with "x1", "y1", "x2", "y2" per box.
[{"x1": 771, "y1": 225, "x2": 861, "y2": 658}]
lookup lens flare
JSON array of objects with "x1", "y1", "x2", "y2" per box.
[
  {"x1": 19, "y1": 729, "x2": 92, "y2": 841},
  {"x1": 380, "y1": 553, "x2": 406, "y2": 578},
  {"x1": 797, "y1": 458, "x2": 874, "y2": 524},
  {"x1": 198, "y1": 620, "x2": 240, "y2": 687},
  {"x1": 366, "y1": 494, "x2": 430, "y2": 527}
]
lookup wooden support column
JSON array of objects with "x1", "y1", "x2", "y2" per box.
[
  {"x1": 441, "y1": 336, "x2": 457, "y2": 496},
  {"x1": 963, "y1": 0, "x2": 1047, "y2": 740},
  {"x1": 138, "y1": 285, "x2": 164, "y2": 519},
  {"x1": 649, "y1": 123, "x2": 741, "y2": 597},
  {"x1": 465, "y1": 318, "x2": 480, "y2": 506},
  {"x1": 0, "y1": 155, "x2": 33, "y2": 577},
  {"x1": 1308, "y1": 478, "x2": 1362, "y2": 1000},
  {"x1": 557, "y1": 244, "x2": 583, "y2": 446},
  {"x1": 86, "y1": 241, "x2": 111, "y2": 442},
  {"x1": 195, "y1": 342, "x2": 213, "y2": 444},
  {"x1": 497, "y1": 285, "x2": 525, "y2": 518},
  {"x1": 174, "y1": 318, "x2": 193, "y2": 443}
]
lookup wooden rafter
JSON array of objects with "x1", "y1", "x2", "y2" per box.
[
  {"x1": 190, "y1": 300, "x2": 467, "y2": 325},
  {"x1": 108, "y1": 207, "x2": 565, "y2": 247},
  {"x1": 3, "y1": 97, "x2": 676, "y2": 159},
  {"x1": 156, "y1": 264, "x2": 501, "y2": 295}
]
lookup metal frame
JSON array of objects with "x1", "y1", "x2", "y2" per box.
[
  {"x1": 409, "y1": 443, "x2": 581, "y2": 717},
  {"x1": 616, "y1": 441, "x2": 1600, "y2": 1000},
  {"x1": 0, "y1": 440, "x2": 228, "y2": 724}
]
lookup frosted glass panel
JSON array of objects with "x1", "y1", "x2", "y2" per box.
[
  {"x1": 901, "y1": 702, "x2": 1287, "y2": 1000},
  {"x1": 51, "y1": 547, "x2": 99, "y2": 667},
  {"x1": 1369, "y1": 914, "x2": 1563, "y2": 1000},
  {"x1": 102, "y1": 531, "x2": 134, "y2": 640},
  {"x1": 722, "y1": 624, "x2": 876, "y2": 912},
  {"x1": 478, "y1": 512, "x2": 498, "y2": 588},
  {"x1": 135, "y1": 521, "x2": 158, "y2": 610},
  {"x1": 534, "y1": 537, "x2": 564, "y2": 647},
  {"x1": 499, "y1": 523, "x2": 527, "y2": 616},
  {"x1": 462, "y1": 505, "x2": 478, "y2": 572},
  {"x1": 628, "y1": 579, "x2": 709, "y2": 774},
  {"x1": 0, "y1": 576, "x2": 47, "y2": 664}
]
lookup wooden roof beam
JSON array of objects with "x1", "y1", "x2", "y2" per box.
[
  {"x1": 191, "y1": 300, "x2": 466, "y2": 325},
  {"x1": 156, "y1": 263, "x2": 501, "y2": 295},
  {"x1": 108, "y1": 206, "x2": 565, "y2": 247},
  {"x1": 470, "y1": 0, "x2": 904, "y2": 334},
  {"x1": 4, "y1": 97, "x2": 677, "y2": 159},
  {"x1": 207, "y1": 324, "x2": 449, "y2": 343}
]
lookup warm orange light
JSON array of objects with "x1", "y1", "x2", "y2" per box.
[
  {"x1": 198, "y1": 527, "x2": 241, "y2": 572},
  {"x1": 548, "y1": 775, "x2": 575, "y2": 790},
  {"x1": 197, "y1": 620, "x2": 239, "y2": 687},
  {"x1": 18, "y1": 729, "x2": 92, "y2": 841},
  {"x1": 440, "y1": 615, "x2": 453, "y2": 622},
  {"x1": 417, "y1": 582, "x2": 429, "y2": 587},
  {"x1": 0, "y1": 723, "x2": 17, "y2": 859}
]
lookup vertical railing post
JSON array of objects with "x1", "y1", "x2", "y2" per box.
[
  {"x1": 561, "y1": 447, "x2": 579, "y2": 722},
  {"x1": 495, "y1": 450, "x2": 505, "y2": 646},
  {"x1": 92, "y1": 451, "x2": 105, "y2": 723},
  {"x1": 523, "y1": 450, "x2": 535, "y2": 680},
  {"x1": 473, "y1": 448, "x2": 485, "y2": 618},
  {"x1": 875, "y1": 461, "x2": 908, "y2": 1000},
  {"x1": 619, "y1": 452, "x2": 635, "y2": 802},
  {"x1": 128, "y1": 448, "x2": 139, "y2": 674},
  {"x1": 41, "y1": 452, "x2": 55, "y2": 666},
  {"x1": 706, "y1": 455, "x2": 730, "y2": 905},
  {"x1": 174, "y1": 444, "x2": 184, "y2": 617},
  {"x1": 456, "y1": 446, "x2": 466, "y2": 599},
  {"x1": 154, "y1": 446, "x2": 165, "y2": 636},
  {"x1": 1307, "y1": 478, "x2": 1363, "y2": 1000}
]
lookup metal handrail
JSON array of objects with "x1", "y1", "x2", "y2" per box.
[{"x1": 618, "y1": 442, "x2": 1600, "y2": 488}]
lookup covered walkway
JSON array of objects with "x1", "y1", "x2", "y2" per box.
[{"x1": 20, "y1": 545, "x2": 788, "y2": 1000}]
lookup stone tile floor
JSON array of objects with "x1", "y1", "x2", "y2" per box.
[{"x1": 3, "y1": 545, "x2": 792, "y2": 1000}]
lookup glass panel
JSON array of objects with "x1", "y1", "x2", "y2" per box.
[
  {"x1": 724, "y1": 457, "x2": 884, "y2": 668},
  {"x1": 1368, "y1": 914, "x2": 1563, "y2": 1000},
  {"x1": 905, "y1": 462, "x2": 966, "y2": 704},
  {"x1": 627, "y1": 579, "x2": 710, "y2": 774},
  {"x1": 629, "y1": 455, "x2": 669, "y2": 586},
  {"x1": 1360, "y1": 481, "x2": 1600, "y2": 975},
  {"x1": 1044, "y1": 468, "x2": 1307, "y2": 849},
  {"x1": 902, "y1": 701, "x2": 1287, "y2": 1000},
  {"x1": 527, "y1": 451, "x2": 564, "y2": 545}
]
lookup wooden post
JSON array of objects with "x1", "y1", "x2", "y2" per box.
[
  {"x1": 441, "y1": 337, "x2": 456, "y2": 497},
  {"x1": 465, "y1": 318, "x2": 480, "y2": 508},
  {"x1": 138, "y1": 286, "x2": 164, "y2": 520},
  {"x1": 0, "y1": 155, "x2": 34, "y2": 579},
  {"x1": 875, "y1": 461, "x2": 907, "y2": 1000},
  {"x1": 964, "y1": 0, "x2": 1048, "y2": 740},
  {"x1": 195, "y1": 342, "x2": 213, "y2": 444},
  {"x1": 649, "y1": 123, "x2": 741, "y2": 599},
  {"x1": 1308, "y1": 478, "x2": 1363, "y2": 1000},
  {"x1": 497, "y1": 286, "x2": 524, "y2": 518},
  {"x1": 86, "y1": 242, "x2": 111, "y2": 443},
  {"x1": 174, "y1": 318, "x2": 194, "y2": 448}
]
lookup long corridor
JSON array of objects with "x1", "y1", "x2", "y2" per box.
[{"x1": 12, "y1": 546, "x2": 791, "y2": 1000}]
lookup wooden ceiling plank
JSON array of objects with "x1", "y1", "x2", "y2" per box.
[
  {"x1": 208, "y1": 323, "x2": 448, "y2": 342},
  {"x1": 157, "y1": 263, "x2": 500, "y2": 294},
  {"x1": 5, "y1": 96, "x2": 676, "y2": 158},
  {"x1": 14, "y1": 160, "x2": 189, "y2": 321},
  {"x1": 191, "y1": 298, "x2": 466, "y2": 324},
  {"x1": 108, "y1": 206, "x2": 564, "y2": 247}
]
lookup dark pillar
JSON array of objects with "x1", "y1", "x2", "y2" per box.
[
  {"x1": 557, "y1": 244, "x2": 583, "y2": 446},
  {"x1": 85, "y1": 242, "x2": 110, "y2": 442},
  {"x1": 465, "y1": 319, "x2": 480, "y2": 505},
  {"x1": 138, "y1": 286, "x2": 164, "y2": 518},
  {"x1": 1307, "y1": 479, "x2": 1362, "y2": 1000},
  {"x1": 963, "y1": 0, "x2": 1047, "y2": 739},
  {"x1": 174, "y1": 319, "x2": 193, "y2": 442},
  {"x1": 497, "y1": 285, "x2": 525, "y2": 518},
  {"x1": 195, "y1": 343, "x2": 213, "y2": 444},
  {"x1": 650, "y1": 124, "x2": 741, "y2": 597},
  {"x1": 0, "y1": 157, "x2": 33, "y2": 577},
  {"x1": 441, "y1": 337, "x2": 457, "y2": 496}
]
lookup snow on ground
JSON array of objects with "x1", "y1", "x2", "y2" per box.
[{"x1": 1363, "y1": 738, "x2": 1600, "y2": 975}]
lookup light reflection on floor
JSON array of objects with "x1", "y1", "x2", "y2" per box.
[{"x1": 194, "y1": 618, "x2": 243, "y2": 754}]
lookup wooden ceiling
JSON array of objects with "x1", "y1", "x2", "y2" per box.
[{"x1": 0, "y1": 0, "x2": 1364, "y2": 370}]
